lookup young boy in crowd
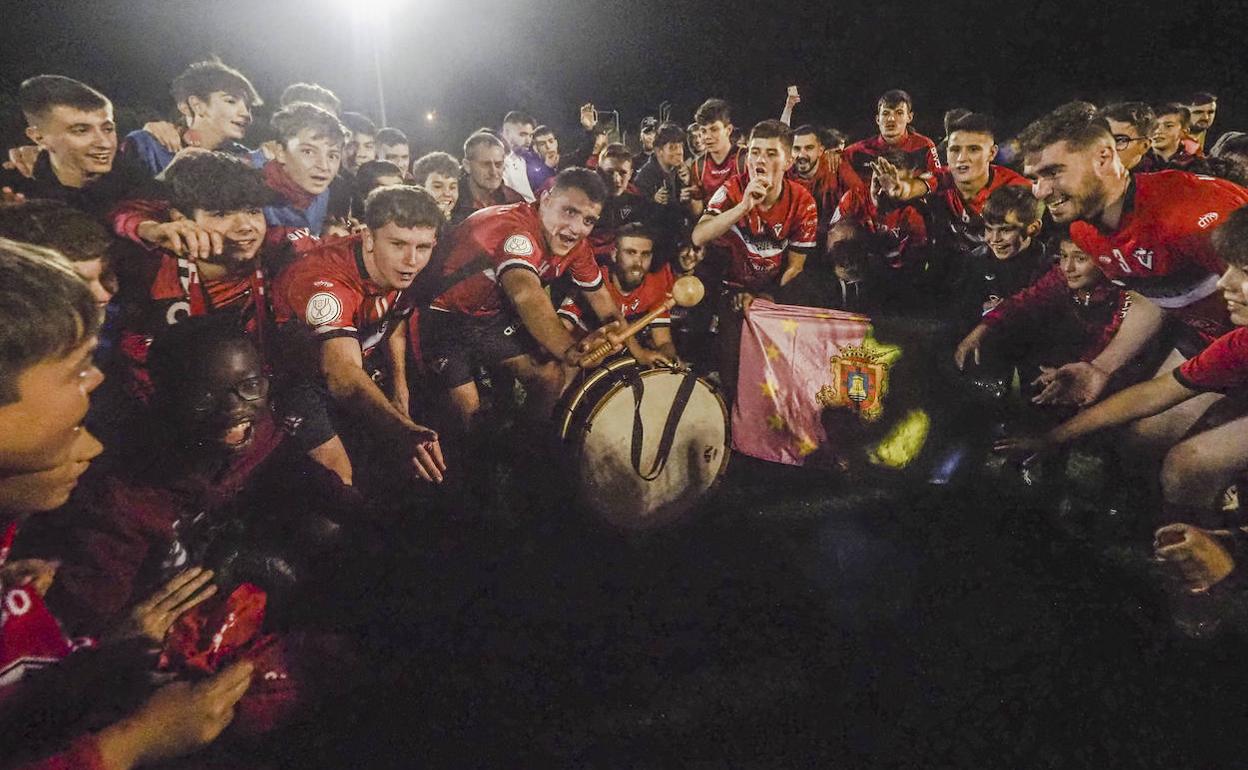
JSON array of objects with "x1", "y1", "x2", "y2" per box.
[
  {"x1": 0, "y1": 199, "x2": 116, "y2": 310},
  {"x1": 954, "y1": 185, "x2": 1052, "y2": 325},
  {"x1": 411, "y1": 151, "x2": 461, "y2": 220},
  {"x1": 0, "y1": 239, "x2": 253, "y2": 769}
]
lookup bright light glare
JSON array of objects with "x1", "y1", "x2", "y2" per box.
[{"x1": 426, "y1": 111, "x2": 436, "y2": 122}]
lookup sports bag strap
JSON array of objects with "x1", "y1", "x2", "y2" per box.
[{"x1": 630, "y1": 369, "x2": 699, "y2": 482}]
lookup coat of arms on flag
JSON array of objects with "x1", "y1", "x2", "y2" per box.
[{"x1": 816, "y1": 342, "x2": 893, "y2": 422}]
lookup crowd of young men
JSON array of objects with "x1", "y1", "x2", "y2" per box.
[{"x1": 1, "y1": 53, "x2": 1247, "y2": 765}]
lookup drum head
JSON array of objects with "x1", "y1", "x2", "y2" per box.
[{"x1": 574, "y1": 368, "x2": 729, "y2": 530}]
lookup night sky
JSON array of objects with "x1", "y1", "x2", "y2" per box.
[{"x1": 0, "y1": 0, "x2": 1243, "y2": 152}]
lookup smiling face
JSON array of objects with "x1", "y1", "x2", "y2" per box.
[
  {"x1": 28, "y1": 104, "x2": 118, "y2": 187},
  {"x1": 792, "y1": 132, "x2": 822, "y2": 177},
  {"x1": 1216, "y1": 262, "x2": 1248, "y2": 326},
  {"x1": 983, "y1": 211, "x2": 1038, "y2": 260},
  {"x1": 1058, "y1": 239, "x2": 1100, "y2": 291},
  {"x1": 946, "y1": 130, "x2": 997, "y2": 187},
  {"x1": 1105, "y1": 118, "x2": 1151, "y2": 171},
  {"x1": 188, "y1": 207, "x2": 267, "y2": 272},
  {"x1": 0, "y1": 338, "x2": 104, "y2": 514},
  {"x1": 539, "y1": 186, "x2": 602, "y2": 257},
  {"x1": 612, "y1": 234, "x2": 654, "y2": 292},
  {"x1": 188, "y1": 90, "x2": 252, "y2": 142},
  {"x1": 1023, "y1": 139, "x2": 1118, "y2": 224},
  {"x1": 419, "y1": 171, "x2": 459, "y2": 217},
  {"x1": 1150, "y1": 112, "x2": 1185, "y2": 156},
  {"x1": 170, "y1": 338, "x2": 269, "y2": 454},
  {"x1": 363, "y1": 221, "x2": 437, "y2": 290},
  {"x1": 276, "y1": 128, "x2": 343, "y2": 195},
  {"x1": 876, "y1": 101, "x2": 912, "y2": 143}
]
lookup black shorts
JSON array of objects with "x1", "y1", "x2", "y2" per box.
[{"x1": 420, "y1": 310, "x2": 541, "y2": 388}]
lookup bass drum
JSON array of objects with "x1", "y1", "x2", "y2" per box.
[{"x1": 557, "y1": 357, "x2": 730, "y2": 531}]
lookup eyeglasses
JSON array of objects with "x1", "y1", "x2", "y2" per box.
[
  {"x1": 1112, "y1": 135, "x2": 1149, "y2": 150},
  {"x1": 187, "y1": 376, "x2": 269, "y2": 413}
]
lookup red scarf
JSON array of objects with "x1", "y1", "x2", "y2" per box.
[{"x1": 263, "y1": 161, "x2": 317, "y2": 211}]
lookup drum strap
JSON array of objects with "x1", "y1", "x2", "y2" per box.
[{"x1": 628, "y1": 369, "x2": 699, "y2": 481}]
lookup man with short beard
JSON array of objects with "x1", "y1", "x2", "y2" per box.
[
  {"x1": 633, "y1": 116, "x2": 658, "y2": 171},
  {"x1": 0, "y1": 75, "x2": 149, "y2": 218},
  {"x1": 124, "y1": 59, "x2": 260, "y2": 175},
  {"x1": 411, "y1": 151, "x2": 460, "y2": 220},
  {"x1": 451, "y1": 131, "x2": 524, "y2": 223},
  {"x1": 1099, "y1": 102, "x2": 1156, "y2": 172},
  {"x1": 559, "y1": 223, "x2": 679, "y2": 366},
  {"x1": 787, "y1": 123, "x2": 864, "y2": 245},
  {"x1": 1017, "y1": 101, "x2": 1248, "y2": 407},
  {"x1": 1187, "y1": 92, "x2": 1218, "y2": 153},
  {"x1": 500, "y1": 110, "x2": 537, "y2": 202}
]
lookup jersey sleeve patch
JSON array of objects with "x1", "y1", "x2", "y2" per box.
[
  {"x1": 503, "y1": 234, "x2": 535, "y2": 257},
  {"x1": 306, "y1": 292, "x2": 344, "y2": 326}
]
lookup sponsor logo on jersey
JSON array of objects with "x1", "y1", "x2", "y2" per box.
[
  {"x1": 306, "y1": 292, "x2": 343, "y2": 326},
  {"x1": 1197, "y1": 211, "x2": 1220, "y2": 229},
  {"x1": 503, "y1": 234, "x2": 535, "y2": 257},
  {"x1": 314, "y1": 280, "x2": 335, "y2": 288},
  {"x1": 773, "y1": 223, "x2": 784, "y2": 237}
]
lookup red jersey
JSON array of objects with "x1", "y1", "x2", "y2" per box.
[
  {"x1": 1174, "y1": 326, "x2": 1248, "y2": 393},
  {"x1": 786, "y1": 153, "x2": 866, "y2": 231},
  {"x1": 273, "y1": 233, "x2": 416, "y2": 364},
  {"x1": 929, "y1": 164, "x2": 1030, "y2": 249},
  {"x1": 831, "y1": 186, "x2": 929, "y2": 270},
  {"x1": 1069, "y1": 171, "x2": 1248, "y2": 342},
  {"x1": 843, "y1": 130, "x2": 941, "y2": 189},
  {"x1": 706, "y1": 176, "x2": 819, "y2": 291},
  {"x1": 558, "y1": 264, "x2": 675, "y2": 330},
  {"x1": 694, "y1": 146, "x2": 746, "y2": 201},
  {"x1": 430, "y1": 201, "x2": 603, "y2": 318}
]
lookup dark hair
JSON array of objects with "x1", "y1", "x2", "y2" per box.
[
  {"x1": 982, "y1": 184, "x2": 1044, "y2": 227},
  {"x1": 1192, "y1": 155, "x2": 1248, "y2": 188},
  {"x1": 654, "y1": 122, "x2": 686, "y2": 148},
  {"x1": 532, "y1": 125, "x2": 555, "y2": 140},
  {"x1": 341, "y1": 111, "x2": 378, "y2": 138},
  {"x1": 279, "y1": 82, "x2": 341, "y2": 115},
  {"x1": 1189, "y1": 92, "x2": 1218, "y2": 106},
  {"x1": 1098, "y1": 102, "x2": 1155, "y2": 136},
  {"x1": 148, "y1": 313, "x2": 253, "y2": 395},
  {"x1": 19, "y1": 75, "x2": 110, "y2": 124},
  {"x1": 947, "y1": 112, "x2": 995, "y2": 138},
  {"x1": 375, "y1": 127, "x2": 409, "y2": 147},
  {"x1": 170, "y1": 58, "x2": 261, "y2": 109},
  {"x1": 502, "y1": 110, "x2": 536, "y2": 127},
  {"x1": 877, "y1": 89, "x2": 913, "y2": 111},
  {"x1": 161, "y1": 151, "x2": 275, "y2": 215},
  {"x1": 881, "y1": 148, "x2": 919, "y2": 172},
  {"x1": 1211, "y1": 132, "x2": 1248, "y2": 162},
  {"x1": 355, "y1": 160, "x2": 405, "y2": 197},
  {"x1": 943, "y1": 108, "x2": 972, "y2": 133},
  {"x1": 1212, "y1": 207, "x2": 1248, "y2": 268},
  {"x1": 615, "y1": 222, "x2": 654, "y2": 246},
  {"x1": 1017, "y1": 101, "x2": 1109, "y2": 156},
  {"x1": 822, "y1": 127, "x2": 847, "y2": 149},
  {"x1": 597, "y1": 143, "x2": 632, "y2": 166},
  {"x1": 0, "y1": 238, "x2": 100, "y2": 405},
  {"x1": 463, "y1": 131, "x2": 505, "y2": 159},
  {"x1": 749, "y1": 119, "x2": 795, "y2": 152},
  {"x1": 695, "y1": 98, "x2": 732, "y2": 126},
  {"x1": 1154, "y1": 103, "x2": 1191, "y2": 130},
  {"x1": 792, "y1": 124, "x2": 822, "y2": 144},
  {"x1": 549, "y1": 167, "x2": 607, "y2": 205},
  {"x1": 363, "y1": 185, "x2": 445, "y2": 232},
  {"x1": 270, "y1": 102, "x2": 346, "y2": 146},
  {"x1": 0, "y1": 200, "x2": 112, "y2": 263},
  {"x1": 730, "y1": 128, "x2": 745, "y2": 144},
  {"x1": 411, "y1": 151, "x2": 459, "y2": 182}
]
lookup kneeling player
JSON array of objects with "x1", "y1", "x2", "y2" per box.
[
  {"x1": 422, "y1": 168, "x2": 629, "y2": 430},
  {"x1": 274, "y1": 185, "x2": 445, "y2": 486},
  {"x1": 558, "y1": 223, "x2": 679, "y2": 367}
]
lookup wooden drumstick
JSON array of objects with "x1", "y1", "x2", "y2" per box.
[{"x1": 578, "y1": 276, "x2": 705, "y2": 368}]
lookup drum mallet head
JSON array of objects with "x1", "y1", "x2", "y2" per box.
[{"x1": 672, "y1": 276, "x2": 705, "y2": 307}]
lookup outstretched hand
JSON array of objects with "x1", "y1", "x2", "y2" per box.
[{"x1": 1031, "y1": 362, "x2": 1109, "y2": 406}]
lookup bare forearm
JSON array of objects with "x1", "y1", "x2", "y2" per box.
[
  {"x1": 325, "y1": 360, "x2": 418, "y2": 438},
  {"x1": 1091, "y1": 292, "x2": 1164, "y2": 374},
  {"x1": 692, "y1": 202, "x2": 747, "y2": 246},
  {"x1": 1048, "y1": 374, "x2": 1195, "y2": 445}
]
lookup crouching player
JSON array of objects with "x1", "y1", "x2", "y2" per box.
[
  {"x1": 997, "y1": 207, "x2": 1248, "y2": 527},
  {"x1": 558, "y1": 222, "x2": 679, "y2": 367},
  {"x1": 274, "y1": 185, "x2": 446, "y2": 487}
]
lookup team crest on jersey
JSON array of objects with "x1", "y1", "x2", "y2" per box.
[
  {"x1": 1132, "y1": 248, "x2": 1154, "y2": 269},
  {"x1": 817, "y1": 342, "x2": 893, "y2": 422},
  {"x1": 772, "y1": 223, "x2": 784, "y2": 237},
  {"x1": 619, "y1": 206, "x2": 633, "y2": 219},
  {"x1": 1198, "y1": 211, "x2": 1220, "y2": 229},
  {"x1": 306, "y1": 292, "x2": 343, "y2": 326},
  {"x1": 503, "y1": 234, "x2": 534, "y2": 257}
]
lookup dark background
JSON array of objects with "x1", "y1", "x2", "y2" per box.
[{"x1": 0, "y1": 0, "x2": 1242, "y2": 154}]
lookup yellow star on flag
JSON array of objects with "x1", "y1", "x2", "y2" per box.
[
  {"x1": 781, "y1": 319, "x2": 799, "y2": 334},
  {"x1": 760, "y1": 378, "x2": 778, "y2": 398},
  {"x1": 767, "y1": 413, "x2": 786, "y2": 431},
  {"x1": 765, "y1": 344, "x2": 782, "y2": 361},
  {"x1": 795, "y1": 435, "x2": 819, "y2": 456}
]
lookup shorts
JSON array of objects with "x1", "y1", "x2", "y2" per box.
[{"x1": 420, "y1": 309, "x2": 540, "y2": 388}]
